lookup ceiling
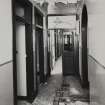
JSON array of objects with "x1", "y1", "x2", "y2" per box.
[
  {"x1": 33, "y1": 0, "x2": 82, "y2": 5},
  {"x1": 33, "y1": 0, "x2": 83, "y2": 15}
]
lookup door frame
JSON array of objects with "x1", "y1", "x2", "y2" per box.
[
  {"x1": 12, "y1": 0, "x2": 17, "y2": 104},
  {"x1": 12, "y1": 0, "x2": 35, "y2": 104},
  {"x1": 34, "y1": 8, "x2": 45, "y2": 85},
  {"x1": 81, "y1": 4, "x2": 89, "y2": 88}
]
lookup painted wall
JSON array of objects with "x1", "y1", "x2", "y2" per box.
[
  {"x1": 0, "y1": 0, "x2": 13, "y2": 105},
  {"x1": 85, "y1": 0, "x2": 105, "y2": 105},
  {"x1": 0, "y1": 0, "x2": 12, "y2": 64},
  {"x1": 49, "y1": 30, "x2": 55, "y2": 69}
]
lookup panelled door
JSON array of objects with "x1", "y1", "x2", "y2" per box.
[{"x1": 16, "y1": 22, "x2": 27, "y2": 96}]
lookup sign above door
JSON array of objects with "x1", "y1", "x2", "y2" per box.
[{"x1": 48, "y1": 16, "x2": 76, "y2": 29}]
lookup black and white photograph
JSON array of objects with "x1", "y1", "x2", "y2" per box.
[{"x1": 0, "y1": 0, "x2": 104, "y2": 105}]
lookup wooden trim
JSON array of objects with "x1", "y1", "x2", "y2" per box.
[
  {"x1": 17, "y1": 96, "x2": 28, "y2": 100},
  {"x1": 12, "y1": 0, "x2": 17, "y2": 105},
  {"x1": 36, "y1": 24, "x2": 43, "y2": 29},
  {"x1": 16, "y1": 0, "x2": 31, "y2": 7},
  {"x1": 17, "y1": 96, "x2": 34, "y2": 103},
  {"x1": 47, "y1": 13, "x2": 76, "y2": 16},
  {"x1": 81, "y1": 5, "x2": 88, "y2": 88},
  {"x1": 0, "y1": 60, "x2": 12, "y2": 67},
  {"x1": 15, "y1": 15, "x2": 26, "y2": 23},
  {"x1": 17, "y1": 93, "x2": 36, "y2": 102},
  {"x1": 88, "y1": 55, "x2": 105, "y2": 70},
  {"x1": 48, "y1": 28, "x2": 76, "y2": 30},
  {"x1": 29, "y1": 0, "x2": 45, "y2": 16}
]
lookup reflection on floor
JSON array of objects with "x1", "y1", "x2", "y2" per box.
[{"x1": 18, "y1": 57, "x2": 89, "y2": 105}]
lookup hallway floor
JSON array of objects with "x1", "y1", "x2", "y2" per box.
[{"x1": 18, "y1": 57, "x2": 89, "y2": 105}]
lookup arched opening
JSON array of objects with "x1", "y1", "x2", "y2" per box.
[{"x1": 81, "y1": 5, "x2": 89, "y2": 88}]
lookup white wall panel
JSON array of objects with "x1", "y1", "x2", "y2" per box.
[
  {"x1": 86, "y1": 0, "x2": 105, "y2": 105},
  {"x1": 0, "y1": 0, "x2": 13, "y2": 64},
  {"x1": 0, "y1": 0, "x2": 14, "y2": 105},
  {"x1": 86, "y1": 0, "x2": 105, "y2": 66}
]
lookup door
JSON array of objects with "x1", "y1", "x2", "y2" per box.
[
  {"x1": 62, "y1": 33, "x2": 75, "y2": 75},
  {"x1": 36, "y1": 28, "x2": 45, "y2": 84},
  {"x1": 16, "y1": 22, "x2": 27, "y2": 96}
]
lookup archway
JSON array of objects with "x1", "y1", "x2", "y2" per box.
[{"x1": 81, "y1": 5, "x2": 89, "y2": 88}]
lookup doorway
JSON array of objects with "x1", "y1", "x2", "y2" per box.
[
  {"x1": 62, "y1": 31, "x2": 75, "y2": 75},
  {"x1": 13, "y1": 0, "x2": 36, "y2": 103},
  {"x1": 48, "y1": 29, "x2": 63, "y2": 75},
  {"x1": 35, "y1": 9, "x2": 45, "y2": 89},
  {"x1": 36, "y1": 28, "x2": 44, "y2": 84}
]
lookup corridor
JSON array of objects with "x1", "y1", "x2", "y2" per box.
[
  {"x1": 18, "y1": 57, "x2": 89, "y2": 105},
  {"x1": 1, "y1": 0, "x2": 105, "y2": 105}
]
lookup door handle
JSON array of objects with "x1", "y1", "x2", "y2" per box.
[{"x1": 16, "y1": 51, "x2": 18, "y2": 54}]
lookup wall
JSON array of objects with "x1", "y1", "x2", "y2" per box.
[
  {"x1": 16, "y1": 22, "x2": 27, "y2": 96},
  {"x1": 49, "y1": 30, "x2": 55, "y2": 69},
  {"x1": 0, "y1": 0, "x2": 12, "y2": 63},
  {"x1": 0, "y1": 0, "x2": 13, "y2": 105},
  {"x1": 85, "y1": 0, "x2": 105, "y2": 105}
]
